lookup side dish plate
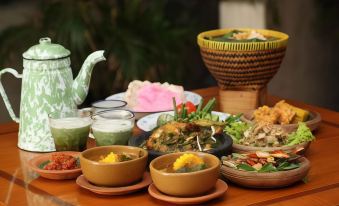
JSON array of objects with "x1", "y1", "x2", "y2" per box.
[
  {"x1": 137, "y1": 111, "x2": 230, "y2": 132},
  {"x1": 241, "y1": 110, "x2": 321, "y2": 133},
  {"x1": 221, "y1": 157, "x2": 310, "y2": 188}
]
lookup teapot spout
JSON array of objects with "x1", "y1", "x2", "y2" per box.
[{"x1": 72, "y1": 50, "x2": 106, "y2": 105}]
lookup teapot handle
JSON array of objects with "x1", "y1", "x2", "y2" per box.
[{"x1": 0, "y1": 68, "x2": 22, "y2": 123}]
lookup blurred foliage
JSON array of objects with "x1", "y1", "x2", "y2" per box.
[{"x1": 0, "y1": 0, "x2": 208, "y2": 105}]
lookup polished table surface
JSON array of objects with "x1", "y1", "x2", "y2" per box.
[{"x1": 1, "y1": 87, "x2": 339, "y2": 206}]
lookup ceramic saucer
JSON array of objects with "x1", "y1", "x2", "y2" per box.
[
  {"x1": 76, "y1": 172, "x2": 152, "y2": 195},
  {"x1": 148, "y1": 179, "x2": 228, "y2": 205},
  {"x1": 28, "y1": 151, "x2": 82, "y2": 180}
]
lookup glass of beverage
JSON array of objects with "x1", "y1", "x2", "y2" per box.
[
  {"x1": 91, "y1": 109, "x2": 135, "y2": 146},
  {"x1": 49, "y1": 109, "x2": 92, "y2": 151},
  {"x1": 91, "y1": 100, "x2": 127, "y2": 113}
]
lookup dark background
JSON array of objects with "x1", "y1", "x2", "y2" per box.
[{"x1": 0, "y1": 0, "x2": 338, "y2": 123}]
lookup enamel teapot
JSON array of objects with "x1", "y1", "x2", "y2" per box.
[{"x1": 0, "y1": 37, "x2": 105, "y2": 152}]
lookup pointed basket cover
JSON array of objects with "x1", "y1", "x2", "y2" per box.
[{"x1": 197, "y1": 28, "x2": 289, "y2": 90}]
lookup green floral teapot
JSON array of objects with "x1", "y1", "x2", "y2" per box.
[{"x1": 0, "y1": 37, "x2": 105, "y2": 152}]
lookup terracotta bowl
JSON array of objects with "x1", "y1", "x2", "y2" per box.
[
  {"x1": 28, "y1": 151, "x2": 82, "y2": 180},
  {"x1": 221, "y1": 157, "x2": 310, "y2": 188},
  {"x1": 241, "y1": 110, "x2": 321, "y2": 133},
  {"x1": 232, "y1": 141, "x2": 311, "y2": 154},
  {"x1": 150, "y1": 152, "x2": 220, "y2": 197},
  {"x1": 80, "y1": 145, "x2": 148, "y2": 187}
]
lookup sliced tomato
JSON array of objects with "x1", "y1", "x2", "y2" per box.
[
  {"x1": 176, "y1": 101, "x2": 196, "y2": 115},
  {"x1": 247, "y1": 153, "x2": 258, "y2": 158},
  {"x1": 271, "y1": 150, "x2": 290, "y2": 158},
  {"x1": 246, "y1": 159, "x2": 257, "y2": 166}
]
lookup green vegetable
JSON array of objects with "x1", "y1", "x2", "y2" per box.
[
  {"x1": 224, "y1": 121, "x2": 249, "y2": 143},
  {"x1": 175, "y1": 163, "x2": 207, "y2": 173},
  {"x1": 287, "y1": 122, "x2": 315, "y2": 146},
  {"x1": 279, "y1": 162, "x2": 300, "y2": 171},
  {"x1": 237, "y1": 163, "x2": 255, "y2": 171},
  {"x1": 76, "y1": 157, "x2": 80, "y2": 167},
  {"x1": 258, "y1": 163, "x2": 278, "y2": 173},
  {"x1": 196, "y1": 99, "x2": 203, "y2": 112},
  {"x1": 181, "y1": 103, "x2": 187, "y2": 119},
  {"x1": 224, "y1": 114, "x2": 242, "y2": 125},
  {"x1": 38, "y1": 160, "x2": 51, "y2": 169},
  {"x1": 211, "y1": 114, "x2": 219, "y2": 121},
  {"x1": 202, "y1": 98, "x2": 216, "y2": 113},
  {"x1": 173, "y1": 97, "x2": 178, "y2": 121},
  {"x1": 174, "y1": 98, "x2": 218, "y2": 123},
  {"x1": 157, "y1": 114, "x2": 174, "y2": 127},
  {"x1": 231, "y1": 153, "x2": 247, "y2": 159}
]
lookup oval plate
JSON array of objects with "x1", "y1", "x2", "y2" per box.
[
  {"x1": 221, "y1": 157, "x2": 310, "y2": 188},
  {"x1": 137, "y1": 111, "x2": 230, "y2": 132}
]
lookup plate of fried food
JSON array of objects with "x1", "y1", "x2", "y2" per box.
[{"x1": 241, "y1": 100, "x2": 321, "y2": 133}]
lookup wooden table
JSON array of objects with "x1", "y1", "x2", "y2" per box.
[{"x1": 1, "y1": 87, "x2": 339, "y2": 206}]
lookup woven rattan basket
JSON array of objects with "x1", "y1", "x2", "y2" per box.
[{"x1": 197, "y1": 28, "x2": 289, "y2": 90}]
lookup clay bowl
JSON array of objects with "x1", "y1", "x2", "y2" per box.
[
  {"x1": 221, "y1": 157, "x2": 310, "y2": 188},
  {"x1": 232, "y1": 141, "x2": 311, "y2": 154},
  {"x1": 80, "y1": 145, "x2": 148, "y2": 187},
  {"x1": 241, "y1": 110, "x2": 321, "y2": 133},
  {"x1": 28, "y1": 151, "x2": 82, "y2": 180},
  {"x1": 150, "y1": 152, "x2": 220, "y2": 197}
]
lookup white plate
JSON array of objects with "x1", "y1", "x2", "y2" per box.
[
  {"x1": 106, "y1": 91, "x2": 202, "y2": 113},
  {"x1": 137, "y1": 111, "x2": 230, "y2": 132}
]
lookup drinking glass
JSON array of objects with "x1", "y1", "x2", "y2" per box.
[
  {"x1": 91, "y1": 100, "x2": 127, "y2": 113},
  {"x1": 49, "y1": 109, "x2": 92, "y2": 151},
  {"x1": 91, "y1": 110, "x2": 135, "y2": 146}
]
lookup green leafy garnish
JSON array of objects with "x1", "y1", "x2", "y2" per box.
[
  {"x1": 175, "y1": 164, "x2": 207, "y2": 173},
  {"x1": 287, "y1": 122, "x2": 315, "y2": 146},
  {"x1": 38, "y1": 160, "x2": 50, "y2": 169},
  {"x1": 76, "y1": 157, "x2": 80, "y2": 167},
  {"x1": 224, "y1": 121, "x2": 249, "y2": 143},
  {"x1": 231, "y1": 153, "x2": 247, "y2": 159},
  {"x1": 258, "y1": 163, "x2": 278, "y2": 173},
  {"x1": 280, "y1": 163, "x2": 300, "y2": 170},
  {"x1": 237, "y1": 163, "x2": 255, "y2": 171}
]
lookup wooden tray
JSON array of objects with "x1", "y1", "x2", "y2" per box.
[
  {"x1": 241, "y1": 110, "x2": 321, "y2": 133},
  {"x1": 221, "y1": 157, "x2": 310, "y2": 188}
]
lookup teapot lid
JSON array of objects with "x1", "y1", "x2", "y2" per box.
[{"x1": 23, "y1": 37, "x2": 70, "y2": 60}]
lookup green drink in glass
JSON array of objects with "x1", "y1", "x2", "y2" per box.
[
  {"x1": 49, "y1": 109, "x2": 92, "y2": 151},
  {"x1": 92, "y1": 110, "x2": 135, "y2": 146}
]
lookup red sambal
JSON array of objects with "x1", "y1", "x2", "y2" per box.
[{"x1": 43, "y1": 153, "x2": 79, "y2": 170}]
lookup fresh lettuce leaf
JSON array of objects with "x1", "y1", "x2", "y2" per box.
[
  {"x1": 287, "y1": 122, "x2": 315, "y2": 146},
  {"x1": 224, "y1": 121, "x2": 249, "y2": 143}
]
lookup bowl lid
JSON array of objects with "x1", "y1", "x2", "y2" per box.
[{"x1": 23, "y1": 37, "x2": 70, "y2": 60}]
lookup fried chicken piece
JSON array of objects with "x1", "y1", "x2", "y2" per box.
[
  {"x1": 253, "y1": 105, "x2": 279, "y2": 124},
  {"x1": 273, "y1": 100, "x2": 296, "y2": 124}
]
